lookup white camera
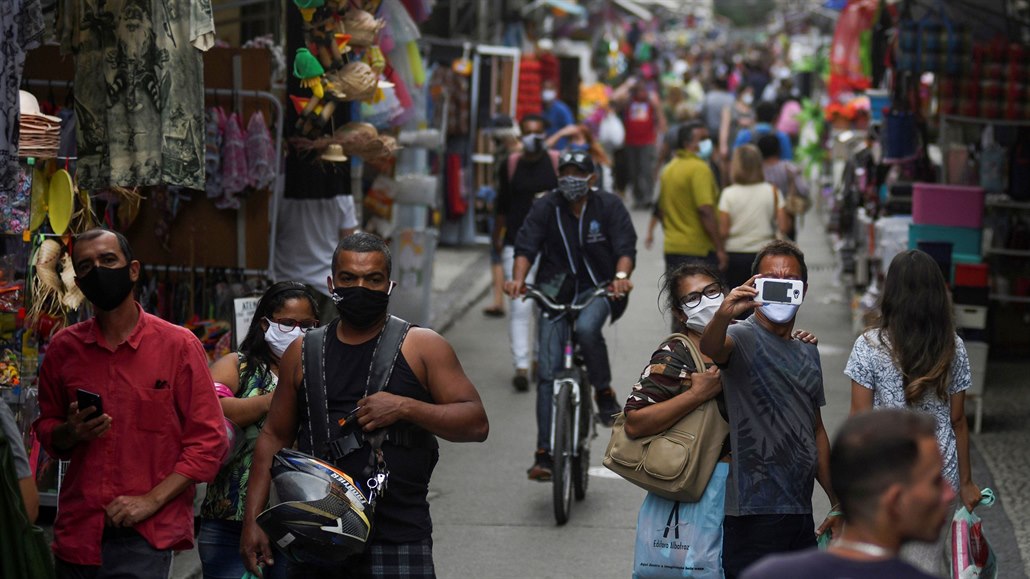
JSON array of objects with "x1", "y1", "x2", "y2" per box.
[{"x1": 754, "y1": 278, "x2": 804, "y2": 305}]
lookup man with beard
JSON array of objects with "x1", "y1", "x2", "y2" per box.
[
  {"x1": 242, "y1": 232, "x2": 489, "y2": 578},
  {"x1": 33, "y1": 228, "x2": 227, "y2": 578}
]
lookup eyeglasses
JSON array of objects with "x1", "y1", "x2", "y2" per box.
[
  {"x1": 265, "y1": 317, "x2": 319, "y2": 332},
  {"x1": 679, "y1": 283, "x2": 723, "y2": 309}
]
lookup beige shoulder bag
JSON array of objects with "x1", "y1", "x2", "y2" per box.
[{"x1": 602, "y1": 333, "x2": 730, "y2": 502}]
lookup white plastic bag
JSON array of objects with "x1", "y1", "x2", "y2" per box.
[
  {"x1": 599, "y1": 110, "x2": 626, "y2": 150},
  {"x1": 632, "y1": 463, "x2": 727, "y2": 579}
]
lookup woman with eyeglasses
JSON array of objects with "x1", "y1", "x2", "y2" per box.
[
  {"x1": 198, "y1": 281, "x2": 319, "y2": 579},
  {"x1": 623, "y1": 263, "x2": 817, "y2": 576}
]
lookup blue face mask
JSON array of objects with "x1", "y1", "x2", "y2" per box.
[
  {"x1": 761, "y1": 303, "x2": 800, "y2": 325},
  {"x1": 698, "y1": 139, "x2": 713, "y2": 161},
  {"x1": 569, "y1": 143, "x2": 589, "y2": 152}
]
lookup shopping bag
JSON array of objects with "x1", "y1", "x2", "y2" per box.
[
  {"x1": 632, "y1": 462, "x2": 727, "y2": 579},
  {"x1": 599, "y1": 110, "x2": 626, "y2": 150},
  {"x1": 947, "y1": 488, "x2": 998, "y2": 579}
]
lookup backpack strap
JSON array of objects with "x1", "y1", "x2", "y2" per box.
[
  {"x1": 548, "y1": 149, "x2": 560, "y2": 174},
  {"x1": 299, "y1": 325, "x2": 331, "y2": 458}
]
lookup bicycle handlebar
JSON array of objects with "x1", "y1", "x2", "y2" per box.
[{"x1": 522, "y1": 285, "x2": 611, "y2": 315}]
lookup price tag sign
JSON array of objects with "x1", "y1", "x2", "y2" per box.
[{"x1": 233, "y1": 297, "x2": 261, "y2": 349}]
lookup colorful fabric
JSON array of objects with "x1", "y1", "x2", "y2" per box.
[
  {"x1": 0, "y1": 0, "x2": 44, "y2": 197},
  {"x1": 245, "y1": 111, "x2": 276, "y2": 191},
  {"x1": 57, "y1": 0, "x2": 215, "y2": 190},
  {"x1": 219, "y1": 112, "x2": 248, "y2": 202},
  {"x1": 201, "y1": 354, "x2": 278, "y2": 521}
]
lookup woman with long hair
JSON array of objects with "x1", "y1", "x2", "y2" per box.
[
  {"x1": 845, "y1": 249, "x2": 980, "y2": 574},
  {"x1": 198, "y1": 281, "x2": 319, "y2": 579},
  {"x1": 717, "y1": 144, "x2": 790, "y2": 290}
]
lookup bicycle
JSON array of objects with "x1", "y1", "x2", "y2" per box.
[{"x1": 523, "y1": 285, "x2": 610, "y2": 525}]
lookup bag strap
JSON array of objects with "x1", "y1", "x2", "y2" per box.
[
  {"x1": 300, "y1": 325, "x2": 331, "y2": 458},
  {"x1": 301, "y1": 317, "x2": 412, "y2": 460},
  {"x1": 507, "y1": 153, "x2": 521, "y2": 182},
  {"x1": 665, "y1": 333, "x2": 706, "y2": 374}
]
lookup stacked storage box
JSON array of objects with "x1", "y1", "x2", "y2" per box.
[
  {"x1": 910, "y1": 183, "x2": 989, "y2": 432},
  {"x1": 909, "y1": 183, "x2": 986, "y2": 282}
]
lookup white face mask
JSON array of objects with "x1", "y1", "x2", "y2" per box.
[
  {"x1": 761, "y1": 303, "x2": 800, "y2": 325},
  {"x1": 264, "y1": 321, "x2": 305, "y2": 358},
  {"x1": 521, "y1": 133, "x2": 545, "y2": 154},
  {"x1": 542, "y1": 89, "x2": 558, "y2": 102},
  {"x1": 680, "y1": 294, "x2": 724, "y2": 334}
]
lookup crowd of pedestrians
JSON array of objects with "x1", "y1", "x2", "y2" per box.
[{"x1": 0, "y1": 39, "x2": 985, "y2": 579}]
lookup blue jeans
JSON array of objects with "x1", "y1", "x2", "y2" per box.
[
  {"x1": 198, "y1": 519, "x2": 289, "y2": 579},
  {"x1": 536, "y1": 288, "x2": 611, "y2": 452}
]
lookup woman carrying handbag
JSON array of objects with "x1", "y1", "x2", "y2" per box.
[{"x1": 618, "y1": 264, "x2": 817, "y2": 578}]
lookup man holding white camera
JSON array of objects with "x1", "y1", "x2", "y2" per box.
[{"x1": 699, "y1": 240, "x2": 841, "y2": 578}]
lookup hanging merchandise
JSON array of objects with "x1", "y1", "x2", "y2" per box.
[
  {"x1": 205, "y1": 107, "x2": 225, "y2": 199},
  {"x1": 979, "y1": 125, "x2": 1007, "y2": 194},
  {"x1": 1, "y1": 0, "x2": 45, "y2": 197},
  {"x1": 28, "y1": 166, "x2": 48, "y2": 232},
  {"x1": 220, "y1": 112, "x2": 249, "y2": 203},
  {"x1": 343, "y1": 9, "x2": 385, "y2": 48},
  {"x1": 897, "y1": 4, "x2": 970, "y2": 76},
  {"x1": 246, "y1": 112, "x2": 277, "y2": 191},
  {"x1": 57, "y1": 0, "x2": 216, "y2": 191},
  {"x1": 46, "y1": 169, "x2": 74, "y2": 235},
  {"x1": 2, "y1": 166, "x2": 32, "y2": 235}
]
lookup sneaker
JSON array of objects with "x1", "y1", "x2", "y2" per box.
[
  {"x1": 527, "y1": 450, "x2": 553, "y2": 481},
  {"x1": 512, "y1": 369, "x2": 529, "y2": 392},
  {"x1": 595, "y1": 388, "x2": 621, "y2": 428}
]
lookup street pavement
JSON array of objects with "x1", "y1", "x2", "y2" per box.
[{"x1": 161, "y1": 201, "x2": 1026, "y2": 577}]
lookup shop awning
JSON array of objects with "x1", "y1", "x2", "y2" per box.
[
  {"x1": 521, "y1": 0, "x2": 588, "y2": 17},
  {"x1": 611, "y1": 0, "x2": 653, "y2": 21}
]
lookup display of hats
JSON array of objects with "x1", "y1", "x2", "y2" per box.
[
  {"x1": 18, "y1": 90, "x2": 61, "y2": 159},
  {"x1": 343, "y1": 9, "x2": 385, "y2": 47},
  {"x1": 321, "y1": 143, "x2": 348, "y2": 162},
  {"x1": 47, "y1": 169, "x2": 74, "y2": 235},
  {"x1": 327, "y1": 61, "x2": 379, "y2": 101}
]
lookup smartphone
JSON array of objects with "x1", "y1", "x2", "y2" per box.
[
  {"x1": 76, "y1": 389, "x2": 104, "y2": 421},
  {"x1": 755, "y1": 278, "x2": 804, "y2": 305}
]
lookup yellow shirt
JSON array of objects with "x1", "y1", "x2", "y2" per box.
[{"x1": 658, "y1": 150, "x2": 719, "y2": 256}]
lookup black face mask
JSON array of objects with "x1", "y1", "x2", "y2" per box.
[
  {"x1": 76, "y1": 265, "x2": 135, "y2": 312},
  {"x1": 332, "y1": 286, "x2": 390, "y2": 329}
]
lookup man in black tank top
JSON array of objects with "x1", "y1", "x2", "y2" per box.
[{"x1": 242, "y1": 233, "x2": 489, "y2": 578}]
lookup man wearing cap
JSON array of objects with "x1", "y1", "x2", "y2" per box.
[{"x1": 505, "y1": 150, "x2": 637, "y2": 480}]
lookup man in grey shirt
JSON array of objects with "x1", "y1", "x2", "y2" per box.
[
  {"x1": 1, "y1": 398, "x2": 38, "y2": 522},
  {"x1": 700, "y1": 240, "x2": 840, "y2": 578}
]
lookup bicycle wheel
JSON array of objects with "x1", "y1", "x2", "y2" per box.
[
  {"x1": 573, "y1": 370, "x2": 592, "y2": 500},
  {"x1": 552, "y1": 381, "x2": 574, "y2": 525}
]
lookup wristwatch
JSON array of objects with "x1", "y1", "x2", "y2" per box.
[{"x1": 614, "y1": 271, "x2": 629, "y2": 281}]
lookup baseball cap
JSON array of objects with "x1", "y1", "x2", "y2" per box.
[{"x1": 558, "y1": 150, "x2": 594, "y2": 174}]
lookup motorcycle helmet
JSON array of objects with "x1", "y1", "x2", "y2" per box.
[{"x1": 257, "y1": 449, "x2": 374, "y2": 564}]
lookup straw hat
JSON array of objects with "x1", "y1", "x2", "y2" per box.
[{"x1": 321, "y1": 143, "x2": 348, "y2": 162}]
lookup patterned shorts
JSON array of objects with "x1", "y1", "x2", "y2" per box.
[{"x1": 288, "y1": 538, "x2": 436, "y2": 579}]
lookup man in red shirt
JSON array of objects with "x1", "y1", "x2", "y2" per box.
[
  {"x1": 612, "y1": 75, "x2": 667, "y2": 209},
  {"x1": 33, "y1": 228, "x2": 227, "y2": 578}
]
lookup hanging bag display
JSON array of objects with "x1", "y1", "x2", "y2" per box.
[{"x1": 603, "y1": 334, "x2": 729, "y2": 503}]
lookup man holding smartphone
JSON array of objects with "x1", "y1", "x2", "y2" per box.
[
  {"x1": 699, "y1": 240, "x2": 841, "y2": 578},
  {"x1": 33, "y1": 228, "x2": 227, "y2": 579}
]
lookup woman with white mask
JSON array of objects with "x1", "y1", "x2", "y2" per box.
[
  {"x1": 621, "y1": 264, "x2": 816, "y2": 578},
  {"x1": 199, "y1": 281, "x2": 318, "y2": 579}
]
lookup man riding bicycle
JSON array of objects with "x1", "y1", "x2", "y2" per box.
[{"x1": 505, "y1": 150, "x2": 638, "y2": 481}]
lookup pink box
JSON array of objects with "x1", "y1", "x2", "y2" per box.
[{"x1": 912, "y1": 183, "x2": 985, "y2": 228}]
